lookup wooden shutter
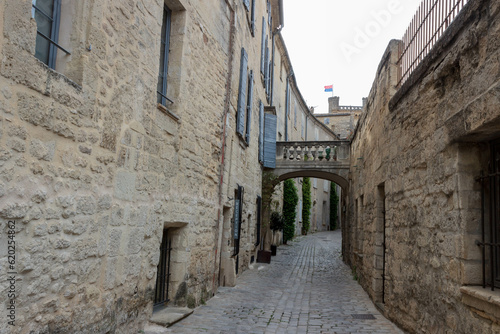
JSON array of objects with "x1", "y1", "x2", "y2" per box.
[
  {"x1": 264, "y1": 40, "x2": 269, "y2": 95},
  {"x1": 263, "y1": 113, "x2": 277, "y2": 168},
  {"x1": 243, "y1": 0, "x2": 250, "y2": 11},
  {"x1": 258, "y1": 101, "x2": 264, "y2": 163},
  {"x1": 260, "y1": 18, "x2": 266, "y2": 75},
  {"x1": 251, "y1": 0, "x2": 256, "y2": 35},
  {"x1": 237, "y1": 48, "x2": 248, "y2": 137},
  {"x1": 245, "y1": 70, "x2": 254, "y2": 143}
]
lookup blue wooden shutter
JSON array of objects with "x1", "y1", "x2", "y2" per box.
[
  {"x1": 251, "y1": 0, "x2": 256, "y2": 35},
  {"x1": 263, "y1": 113, "x2": 277, "y2": 168},
  {"x1": 245, "y1": 70, "x2": 254, "y2": 143},
  {"x1": 243, "y1": 0, "x2": 250, "y2": 11},
  {"x1": 237, "y1": 48, "x2": 248, "y2": 137},
  {"x1": 264, "y1": 40, "x2": 269, "y2": 95},
  {"x1": 260, "y1": 18, "x2": 266, "y2": 75},
  {"x1": 258, "y1": 101, "x2": 264, "y2": 163}
]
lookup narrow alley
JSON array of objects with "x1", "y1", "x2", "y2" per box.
[{"x1": 145, "y1": 231, "x2": 403, "y2": 334}]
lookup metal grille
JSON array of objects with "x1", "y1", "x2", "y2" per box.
[
  {"x1": 154, "y1": 229, "x2": 172, "y2": 306},
  {"x1": 396, "y1": 0, "x2": 469, "y2": 87},
  {"x1": 351, "y1": 314, "x2": 376, "y2": 320},
  {"x1": 477, "y1": 140, "x2": 500, "y2": 290}
]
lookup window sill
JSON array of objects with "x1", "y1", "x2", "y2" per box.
[
  {"x1": 157, "y1": 103, "x2": 181, "y2": 123},
  {"x1": 460, "y1": 286, "x2": 500, "y2": 323}
]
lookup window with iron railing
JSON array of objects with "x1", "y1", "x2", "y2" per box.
[
  {"x1": 32, "y1": 0, "x2": 71, "y2": 69},
  {"x1": 476, "y1": 140, "x2": 500, "y2": 290},
  {"x1": 157, "y1": 5, "x2": 174, "y2": 106}
]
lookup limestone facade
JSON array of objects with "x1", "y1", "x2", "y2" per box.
[
  {"x1": 344, "y1": 0, "x2": 500, "y2": 332},
  {"x1": 0, "y1": 0, "x2": 337, "y2": 332}
]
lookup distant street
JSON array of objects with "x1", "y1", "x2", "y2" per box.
[{"x1": 146, "y1": 231, "x2": 403, "y2": 334}]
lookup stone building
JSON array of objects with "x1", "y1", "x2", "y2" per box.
[
  {"x1": 0, "y1": 0, "x2": 337, "y2": 332},
  {"x1": 344, "y1": 0, "x2": 500, "y2": 332},
  {"x1": 314, "y1": 96, "x2": 365, "y2": 140}
]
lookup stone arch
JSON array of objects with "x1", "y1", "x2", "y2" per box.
[{"x1": 274, "y1": 169, "x2": 349, "y2": 192}]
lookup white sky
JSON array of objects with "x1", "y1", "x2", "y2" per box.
[{"x1": 281, "y1": 0, "x2": 423, "y2": 114}]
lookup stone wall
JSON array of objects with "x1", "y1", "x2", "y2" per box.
[
  {"x1": 0, "y1": 0, "x2": 285, "y2": 332},
  {"x1": 345, "y1": 0, "x2": 500, "y2": 332}
]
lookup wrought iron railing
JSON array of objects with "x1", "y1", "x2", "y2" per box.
[{"x1": 397, "y1": 0, "x2": 469, "y2": 87}]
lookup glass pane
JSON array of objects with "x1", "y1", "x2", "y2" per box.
[
  {"x1": 35, "y1": 12, "x2": 52, "y2": 37},
  {"x1": 35, "y1": 0, "x2": 54, "y2": 19},
  {"x1": 35, "y1": 34, "x2": 50, "y2": 64},
  {"x1": 157, "y1": 7, "x2": 171, "y2": 104}
]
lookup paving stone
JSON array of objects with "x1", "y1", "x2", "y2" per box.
[{"x1": 147, "y1": 231, "x2": 404, "y2": 333}]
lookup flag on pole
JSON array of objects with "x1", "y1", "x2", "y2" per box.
[{"x1": 324, "y1": 85, "x2": 333, "y2": 92}]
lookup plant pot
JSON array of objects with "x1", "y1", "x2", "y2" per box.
[
  {"x1": 270, "y1": 245, "x2": 277, "y2": 256},
  {"x1": 257, "y1": 250, "x2": 271, "y2": 263}
]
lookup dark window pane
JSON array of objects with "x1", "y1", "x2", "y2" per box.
[
  {"x1": 34, "y1": 0, "x2": 54, "y2": 19},
  {"x1": 157, "y1": 6, "x2": 172, "y2": 105},
  {"x1": 35, "y1": 34, "x2": 50, "y2": 64}
]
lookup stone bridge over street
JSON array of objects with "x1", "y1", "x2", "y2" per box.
[{"x1": 273, "y1": 141, "x2": 351, "y2": 190}]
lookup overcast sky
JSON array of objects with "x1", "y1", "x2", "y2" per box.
[{"x1": 281, "y1": 0, "x2": 423, "y2": 114}]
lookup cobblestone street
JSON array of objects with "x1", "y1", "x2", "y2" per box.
[{"x1": 145, "y1": 231, "x2": 403, "y2": 334}]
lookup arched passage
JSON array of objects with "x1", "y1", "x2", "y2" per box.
[{"x1": 276, "y1": 169, "x2": 349, "y2": 192}]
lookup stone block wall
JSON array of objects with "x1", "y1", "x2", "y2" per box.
[
  {"x1": 0, "y1": 0, "x2": 285, "y2": 332},
  {"x1": 345, "y1": 0, "x2": 500, "y2": 332}
]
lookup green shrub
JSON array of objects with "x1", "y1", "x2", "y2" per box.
[
  {"x1": 302, "y1": 177, "x2": 311, "y2": 235},
  {"x1": 330, "y1": 183, "x2": 339, "y2": 230},
  {"x1": 283, "y1": 179, "x2": 298, "y2": 243}
]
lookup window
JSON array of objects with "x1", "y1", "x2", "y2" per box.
[
  {"x1": 32, "y1": 0, "x2": 71, "y2": 69},
  {"x1": 477, "y1": 139, "x2": 500, "y2": 289},
  {"x1": 157, "y1": 6, "x2": 173, "y2": 105},
  {"x1": 237, "y1": 48, "x2": 253, "y2": 144},
  {"x1": 294, "y1": 99, "x2": 297, "y2": 128},
  {"x1": 301, "y1": 114, "x2": 305, "y2": 139},
  {"x1": 324, "y1": 118, "x2": 330, "y2": 125}
]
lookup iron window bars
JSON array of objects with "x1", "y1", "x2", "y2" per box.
[
  {"x1": 157, "y1": 5, "x2": 174, "y2": 105},
  {"x1": 32, "y1": 0, "x2": 71, "y2": 69},
  {"x1": 476, "y1": 140, "x2": 500, "y2": 290}
]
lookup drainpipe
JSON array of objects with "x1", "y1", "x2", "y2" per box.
[{"x1": 213, "y1": 0, "x2": 235, "y2": 296}]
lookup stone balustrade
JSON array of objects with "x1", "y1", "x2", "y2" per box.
[{"x1": 276, "y1": 141, "x2": 350, "y2": 163}]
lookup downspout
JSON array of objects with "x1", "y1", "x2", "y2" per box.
[{"x1": 213, "y1": 0, "x2": 235, "y2": 296}]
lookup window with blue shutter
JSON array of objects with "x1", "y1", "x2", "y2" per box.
[
  {"x1": 263, "y1": 113, "x2": 277, "y2": 168},
  {"x1": 237, "y1": 48, "x2": 248, "y2": 138},
  {"x1": 258, "y1": 101, "x2": 264, "y2": 163},
  {"x1": 245, "y1": 70, "x2": 254, "y2": 144},
  {"x1": 260, "y1": 17, "x2": 266, "y2": 75}
]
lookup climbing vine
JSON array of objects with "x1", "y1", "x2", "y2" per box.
[
  {"x1": 302, "y1": 177, "x2": 311, "y2": 235},
  {"x1": 283, "y1": 179, "x2": 298, "y2": 243},
  {"x1": 330, "y1": 183, "x2": 339, "y2": 230}
]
